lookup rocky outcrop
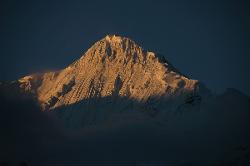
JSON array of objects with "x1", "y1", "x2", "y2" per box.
[
  {"x1": 14, "y1": 35, "x2": 208, "y2": 127},
  {"x1": 18, "y1": 35, "x2": 200, "y2": 110}
]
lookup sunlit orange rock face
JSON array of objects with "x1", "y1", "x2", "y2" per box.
[{"x1": 18, "y1": 35, "x2": 199, "y2": 111}]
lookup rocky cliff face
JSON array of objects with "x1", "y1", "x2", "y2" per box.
[
  {"x1": 19, "y1": 35, "x2": 199, "y2": 108},
  {"x1": 17, "y1": 35, "x2": 204, "y2": 127}
]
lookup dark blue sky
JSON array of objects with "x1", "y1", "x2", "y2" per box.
[{"x1": 0, "y1": 0, "x2": 249, "y2": 94}]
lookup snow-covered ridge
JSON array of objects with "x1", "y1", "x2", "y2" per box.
[{"x1": 16, "y1": 35, "x2": 205, "y2": 127}]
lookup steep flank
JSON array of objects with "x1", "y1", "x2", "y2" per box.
[{"x1": 18, "y1": 35, "x2": 199, "y2": 111}]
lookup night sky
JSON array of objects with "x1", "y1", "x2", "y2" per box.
[{"x1": 0, "y1": 0, "x2": 249, "y2": 95}]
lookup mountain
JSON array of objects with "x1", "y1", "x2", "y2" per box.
[
  {"x1": 13, "y1": 35, "x2": 208, "y2": 127},
  {"x1": 1, "y1": 35, "x2": 250, "y2": 166},
  {"x1": 18, "y1": 35, "x2": 201, "y2": 108}
]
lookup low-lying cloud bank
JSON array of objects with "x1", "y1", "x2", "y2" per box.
[{"x1": 1, "y1": 88, "x2": 250, "y2": 166}]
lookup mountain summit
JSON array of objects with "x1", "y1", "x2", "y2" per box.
[
  {"x1": 16, "y1": 35, "x2": 205, "y2": 126},
  {"x1": 19, "y1": 35, "x2": 199, "y2": 109}
]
